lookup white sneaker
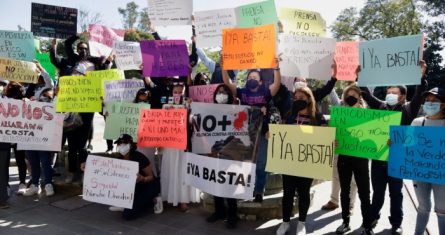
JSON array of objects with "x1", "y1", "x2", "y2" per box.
[
  {"x1": 16, "y1": 183, "x2": 27, "y2": 195},
  {"x1": 23, "y1": 185, "x2": 39, "y2": 196},
  {"x1": 276, "y1": 222, "x2": 290, "y2": 235},
  {"x1": 296, "y1": 221, "x2": 306, "y2": 235},
  {"x1": 44, "y1": 184, "x2": 55, "y2": 196},
  {"x1": 154, "y1": 196, "x2": 163, "y2": 214},
  {"x1": 109, "y1": 206, "x2": 124, "y2": 212},
  {"x1": 65, "y1": 173, "x2": 74, "y2": 184}
]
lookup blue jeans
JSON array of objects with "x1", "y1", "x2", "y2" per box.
[
  {"x1": 413, "y1": 181, "x2": 445, "y2": 235},
  {"x1": 254, "y1": 135, "x2": 268, "y2": 194},
  {"x1": 371, "y1": 160, "x2": 403, "y2": 228},
  {"x1": 26, "y1": 151, "x2": 53, "y2": 186}
]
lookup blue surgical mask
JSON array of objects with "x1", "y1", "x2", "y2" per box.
[
  {"x1": 385, "y1": 94, "x2": 399, "y2": 106},
  {"x1": 423, "y1": 102, "x2": 442, "y2": 116}
]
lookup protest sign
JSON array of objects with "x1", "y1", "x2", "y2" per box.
[
  {"x1": 137, "y1": 108, "x2": 187, "y2": 150},
  {"x1": 31, "y1": 3, "x2": 77, "y2": 39},
  {"x1": 222, "y1": 24, "x2": 276, "y2": 70},
  {"x1": 330, "y1": 106, "x2": 402, "y2": 161},
  {"x1": 113, "y1": 41, "x2": 142, "y2": 70},
  {"x1": 36, "y1": 52, "x2": 57, "y2": 80},
  {"x1": 0, "y1": 98, "x2": 60, "y2": 148},
  {"x1": 88, "y1": 24, "x2": 125, "y2": 57},
  {"x1": 278, "y1": 8, "x2": 327, "y2": 37},
  {"x1": 0, "y1": 58, "x2": 38, "y2": 83},
  {"x1": 34, "y1": 39, "x2": 40, "y2": 52},
  {"x1": 279, "y1": 34, "x2": 336, "y2": 80},
  {"x1": 188, "y1": 84, "x2": 220, "y2": 103},
  {"x1": 281, "y1": 76, "x2": 295, "y2": 92},
  {"x1": 183, "y1": 152, "x2": 256, "y2": 200},
  {"x1": 86, "y1": 69, "x2": 124, "y2": 96},
  {"x1": 147, "y1": 0, "x2": 193, "y2": 26},
  {"x1": 104, "y1": 79, "x2": 145, "y2": 103},
  {"x1": 140, "y1": 40, "x2": 189, "y2": 77},
  {"x1": 388, "y1": 126, "x2": 445, "y2": 185},
  {"x1": 0, "y1": 30, "x2": 35, "y2": 61},
  {"x1": 358, "y1": 34, "x2": 423, "y2": 86},
  {"x1": 104, "y1": 102, "x2": 150, "y2": 140},
  {"x1": 334, "y1": 41, "x2": 359, "y2": 81},
  {"x1": 56, "y1": 76, "x2": 102, "y2": 112},
  {"x1": 83, "y1": 155, "x2": 138, "y2": 209},
  {"x1": 194, "y1": 8, "x2": 238, "y2": 48},
  {"x1": 236, "y1": 0, "x2": 278, "y2": 28},
  {"x1": 266, "y1": 124, "x2": 335, "y2": 180}
]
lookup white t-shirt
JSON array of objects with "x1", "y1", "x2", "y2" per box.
[{"x1": 411, "y1": 116, "x2": 445, "y2": 127}]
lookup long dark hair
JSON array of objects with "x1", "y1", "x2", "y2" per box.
[{"x1": 213, "y1": 84, "x2": 234, "y2": 104}]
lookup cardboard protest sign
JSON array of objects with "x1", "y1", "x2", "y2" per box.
[
  {"x1": 194, "y1": 8, "x2": 238, "y2": 48},
  {"x1": 183, "y1": 152, "x2": 256, "y2": 200},
  {"x1": 104, "y1": 79, "x2": 145, "y2": 103},
  {"x1": 236, "y1": 0, "x2": 278, "y2": 28},
  {"x1": 279, "y1": 34, "x2": 336, "y2": 80},
  {"x1": 83, "y1": 155, "x2": 138, "y2": 209},
  {"x1": 31, "y1": 3, "x2": 77, "y2": 39},
  {"x1": 86, "y1": 69, "x2": 124, "y2": 96},
  {"x1": 147, "y1": 0, "x2": 193, "y2": 26},
  {"x1": 188, "y1": 84, "x2": 220, "y2": 103},
  {"x1": 56, "y1": 76, "x2": 102, "y2": 112},
  {"x1": 388, "y1": 126, "x2": 445, "y2": 185},
  {"x1": 0, "y1": 30, "x2": 35, "y2": 61},
  {"x1": 36, "y1": 52, "x2": 57, "y2": 80},
  {"x1": 137, "y1": 108, "x2": 187, "y2": 150},
  {"x1": 104, "y1": 102, "x2": 150, "y2": 140},
  {"x1": 88, "y1": 24, "x2": 125, "y2": 57},
  {"x1": 358, "y1": 34, "x2": 423, "y2": 86},
  {"x1": 0, "y1": 58, "x2": 38, "y2": 83},
  {"x1": 140, "y1": 40, "x2": 189, "y2": 77},
  {"x1": 113, "y1": 41, "x2": 142, "y2": 70},
  {"x1": 334, "y1": 41, "x2": 359, "y2": 81},
  {"x1": 222, "y1": 24, "x2": 276, "y2": 70},
  {"x1": 278, "y1": 8, "x2": 327, "y2": 37},
  {"x1": 330, "y1": 106, "x2": 402, "y2": 161},
  {"x1": 0, "y1": 98, "x2": 59, "y2": 148},
  {"x1": 266, "y1": 124, "x2": 335, "y2": 180}
]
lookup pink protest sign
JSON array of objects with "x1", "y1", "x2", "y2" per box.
[
  {"x1": 334, "y1": 41, "x2": 359, "y2": 81},
  {"x1": 140, "y1": 40, "x2": 189, "y2": 77},
  {"x1": 88, "y1": 24, "x2": 125, "y2": 57},
  {"x1": 189, "y1": 84, "x2": 221, "y2": 103}
]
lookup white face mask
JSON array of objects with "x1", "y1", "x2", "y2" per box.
[
  {"x1": 293, "y1": 81, "x2": 307, "y2": 91},
  {"x1": 215, "y1": 93, "x2": 229, "y2": 104},
  {"x1": 385, "y1": 94, "x2": 399, "y2": 106},
  {"x1": 117, "y1": 144, "x2": 130, "y2": 156},
  {"x1": 423, "y1": 102, "x2": 442, "y2": 116}
]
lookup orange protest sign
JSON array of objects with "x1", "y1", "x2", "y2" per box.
[
  {"x1": 222, "y1": 24, "x2": 276, "y2": 70},
  {"x1": 137, "y1": 109, "x2": 187, "y2": 150},
  {"x1": 334, "y1": 41, "x2": 359, "y2": 81}
]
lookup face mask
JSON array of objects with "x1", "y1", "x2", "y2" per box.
[
  {"x1": 246, "y1": 79, "x2": 259, "y2": 90},
  {"x1": 385, "y1": 94, "x2": 399, "y2": 106},
  {"x1": 293, "y1": 81, "x2": 307, "y2": 91},
  {"x1": 345, "y1": 96, "x2": 358, "y2": 106},
  {"x1": 117, "y1": 144, "x2": 131, "y2": 156},
  {"x1": 215, "y1": 93, "x2": 229, "y2": 104},
  {"x1": 40, "y1": 96, "x2": 52, "y2": 103},
  {"x1": 423, "y1": 102, "x2": 442, "y2": 116},
  {"x1": 292, "y1": 100, "x2": 308, "y2": 112}
]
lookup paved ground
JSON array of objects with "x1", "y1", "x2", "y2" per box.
[{"x1": 0, "y1": 114, "x2": 439, "y2": 235}]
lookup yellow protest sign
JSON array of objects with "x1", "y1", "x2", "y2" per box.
[
  {"x1": 56, "y1": 76, "x2": 102, "y2": 112},
  {"x1": 266, "y1": 124, "x2": 335, "y2": 180},
  {"x1": 278, "y1": 8, "x2": 327, "y2": 37},
  {"x1": 0, "y1": 57, "x2": 38, "y2": 83},
  {"x1": 86, "y1": 69, "x2": 124, "y2": 96}
]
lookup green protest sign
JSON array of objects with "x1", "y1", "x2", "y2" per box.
[
  {"x1": 36, "y1": 52, "x2": 56, "y2": 80},
  {"x1": 104, "y1": 102, "x2": 150, "y2": 140},
  {"x1": 330, "y1": 106, "x2": 402, "y2": 161},
  {"x1": 236, "y1": 0, "x2": 278, "y2": 28}
]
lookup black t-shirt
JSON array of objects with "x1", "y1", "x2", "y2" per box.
[{"x1": 122, "y1": 150, "x2": 150, "y2": 177}]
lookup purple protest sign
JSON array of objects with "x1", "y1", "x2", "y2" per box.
[{"x1": 140, "y1": 40, "x2": 189, "y2": 77}]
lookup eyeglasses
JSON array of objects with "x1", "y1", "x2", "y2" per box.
[{"x1": 78, "y1": 47, "x2": 88, "y2": 50}]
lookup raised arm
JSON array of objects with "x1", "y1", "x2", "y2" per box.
[
  {"x1": 64, "y1": 35, "x2": 79, "y2": 63},
  {"x1": 406, "y1": 61, "x2": 428, "y2": 121},
  {"x1": 221, "y1": 59, "x2": 237, "y2": 96},
  {"x1": 313, "y1": 61, "x2": 338, "y2": 102},
  {"x1": 196, "y1": 48, "x2": 216, "y2": 73},
  {"x1": 269, "y1": 58, "x2": 281, "y2": 97},
  {"x1": 49, "y1": 39, "x2": 65, "y2": 70}
]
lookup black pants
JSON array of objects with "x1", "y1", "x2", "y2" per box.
[
  {"x1": 0, "y1": 144, "x2": 11, "y2": 203},
  {"x1": 12, "y1": 145, "x2": 27, "y2": 184},
  {"x1": 123, "y1": 178, "x2": 160, "y2": 220},
  {"x1": 337, "y1": 155, "x2": 372, "y2": 229},
  {"x1": 66, "y1": 113, "x2": 94, "y2": 173},
  {"x1": 213, "y1": 196, "x2": 237, "y2": 219},
  {"x1": 282, "y1": 175, "x2": 313, "y2": 222}
]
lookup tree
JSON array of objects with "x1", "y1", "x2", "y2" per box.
[
  {"x1": 78, "y1": 8, "x2": 103, "y2": 33},
  {"x1": 138, "y1": 8, "x2": 150, "y2": 32},
  {"x1": 118, "y1": 2, "x2": 139, "y2": 29}
]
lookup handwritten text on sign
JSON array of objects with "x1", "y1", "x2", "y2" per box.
[
  {"x1": 104, "y1": 102, "x2": 150, "y2": 140},
  {"x1": 278, "y1": 8, "x2": 327, "y2": 37},
  {"x1": 86, "y1": 69, "x2": 124, "y2": 96},
  {"x1": 140, "y1": 40, "x2": 189, "y2": 77},
  {"x1": 359, "y1": 34, "x2": 423, "y2": 86},
  {"x1": 236, "y1": 0, "x2": 278, "y2": 28},
  {"x1": 189, "y1": 84, "x2": 220, "y2": 103},
  {"x1": 183, "y1": 152, "x2": 256, "y2": 200},
  {"x1": 222, "y1": 24, "x2": 276, "y2": 70},
  {"x1": 194, "y1": 8, "x2": 238, "y2": 48},
  {"x1": 330, "y1": 107, "x2": 402, "y2": 161},
  {"x1": 31, "y1": 3, "x2": 77, "y2": 39},
  {"x1": 88, "y1": 24, "x2": 125, "y2": 57},
  {"x1": 266, "y1": 124, "x2": 335, "y2": 180},
  {"x1": 389, "y1": 126, "x2": 445, "y2": 185},
  {"x1": 104, "y1": 79, "x2": 145, "y2": 103},
  {"x1": 56, "y1": 76, "x2": 102, "y2": 112},
  {"x1": 0, "y1": 58, "x2": 38, "y2": 83},
  {"x1": 83, "y1": 155, "x2": 138, "y2": 209},
  {"x1": 113, "y1": 41, "x2": 142, "y2": 70},
  {"x1": 147, "y1": 0, "x2": 193, "y2": 26},
  {"x1": 36, "y1": 52, "x2": 56, "y2": 80},
  {"x1": 137, "y1": 109, "x2": 187, "y2": 150},
  {"x1": 0, "y1": 30, "x2": 35, "y2": 61},
  {"x1": 334, "y1": 41, "x2": 359, "y2": 81}
]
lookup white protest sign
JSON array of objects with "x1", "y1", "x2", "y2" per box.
[
  {"x1": 279, "y1": 34, "x2": 336, "y2": 80},
  {"x1": 113, "y1": 41, "x2": 143, "y2": 70},
  {"x1": 17, "y1": 113, "x2": 64, "y2": 151},
  {"x1": 194, "y1": 8, "x2": 238, "y2": 48},
  {"x1": 183, "y1": 152, "x2": 256, "y2": 200},
  {"x1": 83, "y1": 155, "x2": 138, "y2": 209},
  {"x1": 104, "y1": 79, "x2": 145, "y2": 103},
  {"x1": 147, "y1": 0, "x2": 193, "y2": 26}
]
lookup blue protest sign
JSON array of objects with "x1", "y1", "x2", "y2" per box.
[{"x1": 0, "y1": 30, "x2": 35, "y2": 61}]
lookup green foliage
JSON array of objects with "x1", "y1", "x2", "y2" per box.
[
  {"x1": 118, "y1": 2, "x2": 139, "y2": 29},
  {"x1": 138, "y1": 8, "x2": 150, "y2": 32}
]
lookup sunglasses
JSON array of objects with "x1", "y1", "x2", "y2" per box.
[{"x1": 172, "y1": 82, "x2": 184, "y2": 86}]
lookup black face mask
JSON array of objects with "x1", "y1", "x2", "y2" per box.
[
  {"x1": 345, "y1": 96, "x2": 358, "y2": 106},
  {"x1": 78, "y1": 48, "x2": 88, "y2": 59},
  {"x1": 292, "y1": 100, "x2": 308, "y2": 113}
]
